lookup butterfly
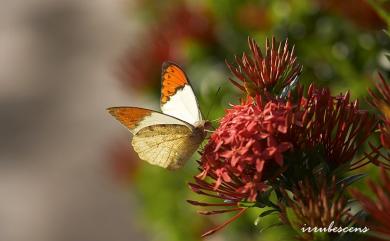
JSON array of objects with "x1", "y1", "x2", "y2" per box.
[{"x1": 107, "y1": 62, "x2": 209, "y2": 170}]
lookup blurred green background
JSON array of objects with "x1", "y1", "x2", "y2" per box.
[{"x1": 115, "y1": 1, "x2": 390, "y2": 241}]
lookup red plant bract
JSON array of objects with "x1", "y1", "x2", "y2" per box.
[
  {"x1": 227, "y1": 37, "x2": 302, "y2": 97},
  {"x1": 291, "y1": 86, "x2": 377, "y2": 170}
]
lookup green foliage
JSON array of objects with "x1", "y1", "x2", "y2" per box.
[{"x1": 134, "y1": 159, "x2": 203, "y2": 241}]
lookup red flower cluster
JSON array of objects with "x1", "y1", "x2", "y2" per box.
[
  {"x1": 280, "y1": 175, "x2": 353, "y2": 241},
  {"x1": 292, "y1": 86, "x2": 376, "y2": 170},
  {"x1": 189, "y1": 86, "x2": 377, "y2": 237},
  {"x1": 189, "y1": 37, "x2": 379, "y2": 238},
  {"x1": 227, "y1": 37, "x2": 302, "y2": 97},
  {"x1": 197, "y1": 96, "x2": 293, "y2": 202},
  {"x1": 188, "y1": 96, "x2": 293, "y2": 237}
]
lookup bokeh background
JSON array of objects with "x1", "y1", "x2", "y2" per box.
[{"x1": 0, "y1": 0, "x2": 389, "y2": 241}]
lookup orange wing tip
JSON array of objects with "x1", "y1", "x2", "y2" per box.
[
  {"x1": 161, "y1": 62, "x2": 189, "y2": 104},
  {"x1": 106, "y1": 107, "x2": 153, "y2": 130}
]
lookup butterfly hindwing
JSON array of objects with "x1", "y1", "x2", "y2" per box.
[
  {"x1": 132, "y1": 124, "x2": 204, "y2": 170},
  {"x1": 160, "y1": 62, "x2": 202, "y2": 125}
]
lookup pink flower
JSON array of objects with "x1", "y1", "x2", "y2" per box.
[
  {"x1": 188, "y1": 96, "x2": 293, "y2": 237},
  {"x1": 199, "y1": 96, "x2": 293, "y2": 202}
]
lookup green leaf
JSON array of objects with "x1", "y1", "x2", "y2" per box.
[
  {"x1": 253, "y1": 209, "x2": 279, "y2": 226},
  {"x1": 259, "y1": 209, "x2": 279, "y2": 218},
  {"x1": 279, "y1": 76, "x2": 299, "y2": 98},
  {"x1": 255, "y1": 187, "x2": 279, "y2": 209},
  {"x1": 350, "y1": 210, "x2": 367, "y2": 224},
  {"x1": 336, "y1": 173, "x2": 367, "y2": 188},
  {"x1": 259, "y1": 222, "x2": 284, "y2": 232}
]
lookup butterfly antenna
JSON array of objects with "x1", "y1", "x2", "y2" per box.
[
  {"x1": 205, "y1": 129, "x2": 215, "y2": 133},
  {"x1": 206, "y1": 86, "x2": 222, "y2": 120}
]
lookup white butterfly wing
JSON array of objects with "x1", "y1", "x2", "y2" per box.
[{"x1": 160, "y1": 62, "x2": 203, "y2": 125}]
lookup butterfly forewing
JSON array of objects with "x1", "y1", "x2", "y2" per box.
[
  {"x1": 107, "y1": 107, "x2": 191, "y2": 134},
  {"x1": 160, "y1": 62, "x2": 203, "y2": 125}
]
